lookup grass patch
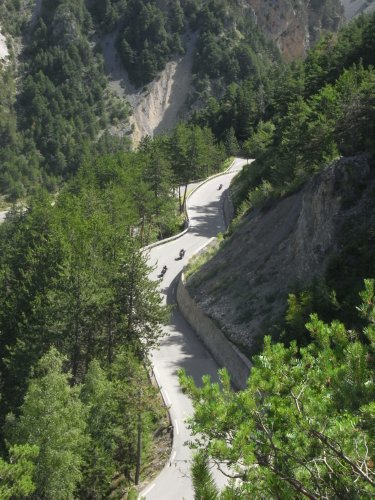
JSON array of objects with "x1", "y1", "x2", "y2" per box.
[
  {"x1": 185, "y1": 236, "x2": 223, "y2": 282},
  {"x1": 220, "y1": 156, "x2": 235, "y2": 171}
]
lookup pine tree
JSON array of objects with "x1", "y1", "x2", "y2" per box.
[{"x1": 6, "y1": 348, "x2": 87, "y2": 500}]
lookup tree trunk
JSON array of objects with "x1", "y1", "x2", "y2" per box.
[
  {"x1": 140, "y1": 213, "x2": 145, "y2": 246},
  {"x1": 107, "y1": 314, "x2": 114, "y2": 366},
  {"x1": 178, "y1": 185, "x2": 182, "y2": 213},
  {"x1": 182, "y1": 182, "x2": 188, "y2": 215},
  {"x1": 135, "y1": 410, "x2": 142, "y2": 485}
]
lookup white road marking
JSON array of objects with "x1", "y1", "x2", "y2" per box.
[
  {"x1": 174, "y1": 419, "x2": 179, "y2": 435},
  {"x1": 163, "y1": 390, "x2": 171, "y2": 406},
  {"x1": 171, "y1": 450, "x2": 176, "y2": 461},
  {"x1": 154, "y1": 368, "x2": 160, "y2": 379},
  {"x1": 142, "y1": 483, "x2": 155, "y2": 497}
]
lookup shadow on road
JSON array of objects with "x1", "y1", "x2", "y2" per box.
[
  {"x1": 187, "y1": 198, "x2": 224, "y2": 238},
  {"x1": 160, "y1": 273, "x2": 220, "y2": 388}
]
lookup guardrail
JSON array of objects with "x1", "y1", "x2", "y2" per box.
[{"x1": 143, "y1": 159, "x2": 237, "y2": 251}]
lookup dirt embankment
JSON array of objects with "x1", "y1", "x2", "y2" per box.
[
  {"x1": 101, "y1": 31, "x2": 196, "y2": 145},
  {"x1": 187, "y1": 155, "x2": 375, "y2": 354}
]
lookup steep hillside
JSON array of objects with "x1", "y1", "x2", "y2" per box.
[
  {"x1": 244, "y1": 0, "x2": 343, "y2": 60},
  {"x1": 340, "y1": 0, "x2": 375, "y2": 19},
  {"x1": 101, "y1": 28, "x2": 196, "y2": 143},
  {"x1": 187, "y1": 155, "x2": 375, "y2": 354},
  {"x1": 0, "y1": 0, "x2": 131, "y2": 200},
  {"x1": 187, "y1": 12, "x2": 375, "y2": 355},
  {"x1": 0, "y1": 0, "x2": 346, "y2": 198},
  {"x1": 92, "y1": 0, "x2": 345, "y2": 138}
]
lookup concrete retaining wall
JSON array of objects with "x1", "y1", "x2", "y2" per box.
[{"x1": 177, "y1": 272, "x2": 251, "y2": 390}]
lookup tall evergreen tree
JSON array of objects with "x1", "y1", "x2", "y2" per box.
[{"x1": 6, "y1": 348, "x2": 87, "y2": 500}]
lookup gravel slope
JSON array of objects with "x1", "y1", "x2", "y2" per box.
[{"x1": 101, "y1": 31, "x2": 196, "y2": 144}]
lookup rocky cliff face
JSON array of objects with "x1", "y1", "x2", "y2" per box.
[
  {"x1": 187, "y1": 155, "x2": 375, "y2": 354},
  {"x1": 99, "y1": 0, "x2": 346, "y2": 140},
  {"x1": 340, "y1": 0, "x2": 375, "y2": 19},
  {"x1": 242, "y1": 0, "x2": 344, "y2": 60}
]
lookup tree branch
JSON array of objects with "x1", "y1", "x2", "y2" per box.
[{"x1": 310, "y1": 430, "x2": 375, "y2": 486}]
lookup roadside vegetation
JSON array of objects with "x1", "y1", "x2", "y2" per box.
[
  {"x1": 191, "y1": 11, "x2": 375, "y2": 337},
  {"x1": 0, "y1": 157, "x2": 171, "y2": 496},
  {"x1": 180, "y1": 280, "x2": 375, "y2": 499},
  {"x1": 0, "y1": 116, "x2": 227, "y2": 495},
  {"x1": 200, "y1": 13, "x2": 375, "y2": 210},
  {"x1": 181, "y1": 13, "x2": 375, "y2": 498}
]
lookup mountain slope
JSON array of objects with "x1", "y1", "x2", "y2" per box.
[
  {"x1": 187, "y1": 155, "x2": 375, "y2": 354},
  {"x1": 244, "y1": 0, "x2": 343, "y2": 60},
  {"x1": 186, "y1": 12, "x2": 375, "y2": 354},
  {"x1": 0, "y1": 28, "x2": 8, "y2": 61},
  {"x1": 340, "y1": 0, "x2": 375, "y2": 19},
  {"x1": 93, "y1": 0, "x2": 345, "y2": 138},
  {"x1": 0, "y1": 0, "x2": 346, "y2": 199}
]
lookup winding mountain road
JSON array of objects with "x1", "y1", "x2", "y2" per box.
[{"x1": 141, "y1": 158, "x2": 247, "y2": 500}]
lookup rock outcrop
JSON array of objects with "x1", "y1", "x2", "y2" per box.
[
  {"x1": 187, "y1": 155, "x2": 375, "y2": 354},
  {"x1": 0, "y1": 27, "x2": 9, "y2": 63},
  {"x1": 100, "y1": 1, "x2": 345, "y2": 141},
  {"x1": 340, "y1": 0, "x2": 375, "y2": 20},
  {"x1": 242, "y1": 0, "x2": 344, "y2": 60},
  {"x1": 101, "y1": 30, "x2": 196, "y2": 144}
]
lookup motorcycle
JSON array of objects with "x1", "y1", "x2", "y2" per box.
[{"x1": 159, "y1": 265, "x2": 168, "y2": 278}]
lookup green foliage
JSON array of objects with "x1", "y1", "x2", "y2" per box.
[
  {"x1": 80, "y1": 352, "x2": 162, "y2": 495},
  {"x1": 185, "y1": 236, "x2": 222, "y2": 283},
  {"x1": 0, "y1": 142, "x2": 177, "y2": 491},
  {"x1": 0, "y1": 143, "x2": 182, "y2": 416},
  {"x1": 191, "y1": 451, "x2": 219, "y2": 500},
  {"x1": 0, "y1": 0, "x2": 130, "y2": 200},
  {"x1": 80, "y1": 360, "x2": 118, "y2": 497},
  {"x1": 192, "y1": 78, "x2": 269, "y2": 145},
  {"x1": 89, "y1": 0, "x2": 127, "y2": 30},
  {"x1": 0, "y1": 62, "x2": 42, "y2": 200},
  {"x1": 284, "y1": 281, "x2": 340, "y2": 347},
  {"x1": 230, "y1": 13, "x2": 375, "y2": 216},
  {"x1": 0, "y1": 444, "x2": 38, "y2": 499},
  {"x1": 6, "y1": 348, "x2": 87, "y2": 499},
  {"x1": 190, "y1": 0, "x2": 278, "y2": 92},
  {"x1": 180, "y1": 281, "x2": 375, "y2": 498},
  {"x1": 168, "y1": 122, "x2": 225, "y2": 212},
  {"x1": 20, "y1": 1, "x2": 107, "y2": 178},
  {"x1": 325, "y1": 195, "x2": 375, "y2": 327},
  {"x1": 304, "y1": 13, "x2": 375, "y2": 96},
  {"x1": 117, "y1": 0, "x2": 184, "y2": 86},
  {"x1": 0, "y1": 0, "x2": 30, "y2": 35},
  {"x1": 243, "y1": 120, "x2": 275, "y2": 159},
  {"x1": 114, "y1": 0, "x2": 278, "y2": 89},
  {"x1": 223, "y1": 127, "x2": 239, "y2": 156}
]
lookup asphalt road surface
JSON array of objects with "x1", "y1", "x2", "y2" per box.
[{"x1": 141, "y1": 158, "x2": 248, "y2": 500}]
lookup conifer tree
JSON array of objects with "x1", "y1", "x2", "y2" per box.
[{"x1": 6, "y1": 348, "x2": 87, "y2": 500}]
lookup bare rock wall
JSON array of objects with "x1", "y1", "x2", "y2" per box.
[{"x1": 187, "y1": 155, "x2": 375, "y2": 354}]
